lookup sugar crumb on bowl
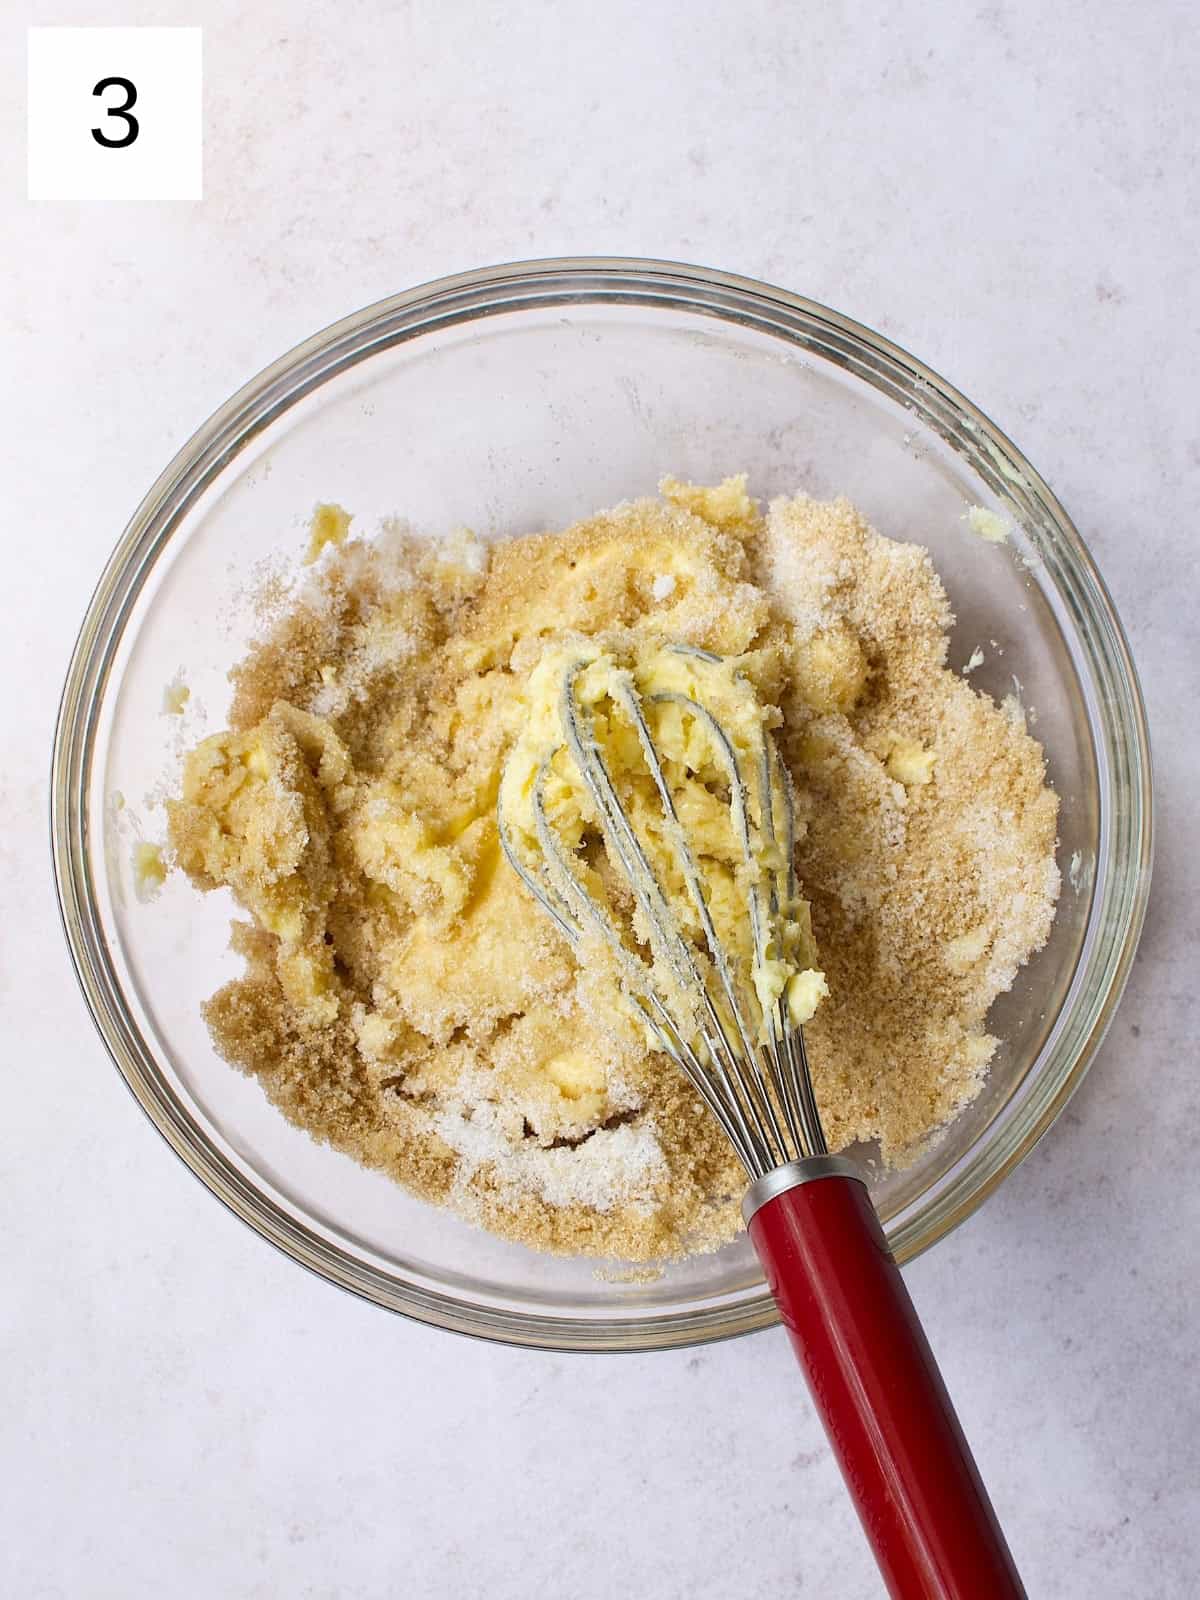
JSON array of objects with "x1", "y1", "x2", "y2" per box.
[
  {"x1": 132, "y1": 841, "x2": 167, "y2": 902},
  {"x1": 304, "y1": 501, "x2": 354, "y2": 564},
  {"x1": 964, "y1": 504, "x2": 1010, "y2": 544},
  {"x1": 165, "y1": 477, "x2": 1059, "y2": 1261},
  {"x1": 162, "y1": 672, "x2": 190, "y2": 714}
]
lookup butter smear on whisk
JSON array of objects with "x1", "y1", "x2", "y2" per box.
[{"x1": 498, "y1": 639, "x2": 828, "y2": 1046}]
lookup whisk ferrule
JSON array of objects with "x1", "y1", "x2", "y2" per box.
[{"x1": 742, "y1": 1153, "x2": 861, "y2": 1225}]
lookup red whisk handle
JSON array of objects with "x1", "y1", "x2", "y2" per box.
[{"x1": 746, "y1": 1159, "x2": 1027, "y2": 1600}]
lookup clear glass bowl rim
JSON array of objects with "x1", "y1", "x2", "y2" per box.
[{"x1": 51, "y1": 257, "x2": 1154, "y2": 1351}]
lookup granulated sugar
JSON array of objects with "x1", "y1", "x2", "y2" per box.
[{"x1": 433, "y1": 1099, "x2": 668, "y2": 1215}]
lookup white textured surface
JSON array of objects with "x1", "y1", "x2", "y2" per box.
[{"x1": 5, "y1": 1, "x2": 1199, "y2": 1595}]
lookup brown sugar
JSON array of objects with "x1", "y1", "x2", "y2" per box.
[{"x1": 167, "y1": 480, "x2": 1059, "y2": 1260}]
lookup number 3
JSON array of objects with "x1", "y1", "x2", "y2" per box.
[{"x1": 92, "y1": 77, "x2": 139, "y2": 148}]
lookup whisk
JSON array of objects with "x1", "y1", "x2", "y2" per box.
[{"x1": 499, "y1": 642, "x2": 1027, "y2": 1600}]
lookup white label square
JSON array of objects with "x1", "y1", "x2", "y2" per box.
[{"x1": 28, "y1": 27, "x2": 202, "y2": 201}]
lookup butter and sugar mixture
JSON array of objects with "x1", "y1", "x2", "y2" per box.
[{"x1": 167, "y1": 479, "x2": 1058, "y2": 1260}]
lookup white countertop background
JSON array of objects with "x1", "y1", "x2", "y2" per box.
[{"x1": 5, "y1": 1, "x2": 1198, "y2": 1595}]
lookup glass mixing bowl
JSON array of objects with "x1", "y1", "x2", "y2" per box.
[{"x1": 52, "y1": 259, "x2": 1152, "y2": 1350}]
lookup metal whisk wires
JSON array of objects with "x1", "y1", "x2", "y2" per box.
[{"x1": 498, "y1": 645, "x2": 827, "y2": 1181}]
